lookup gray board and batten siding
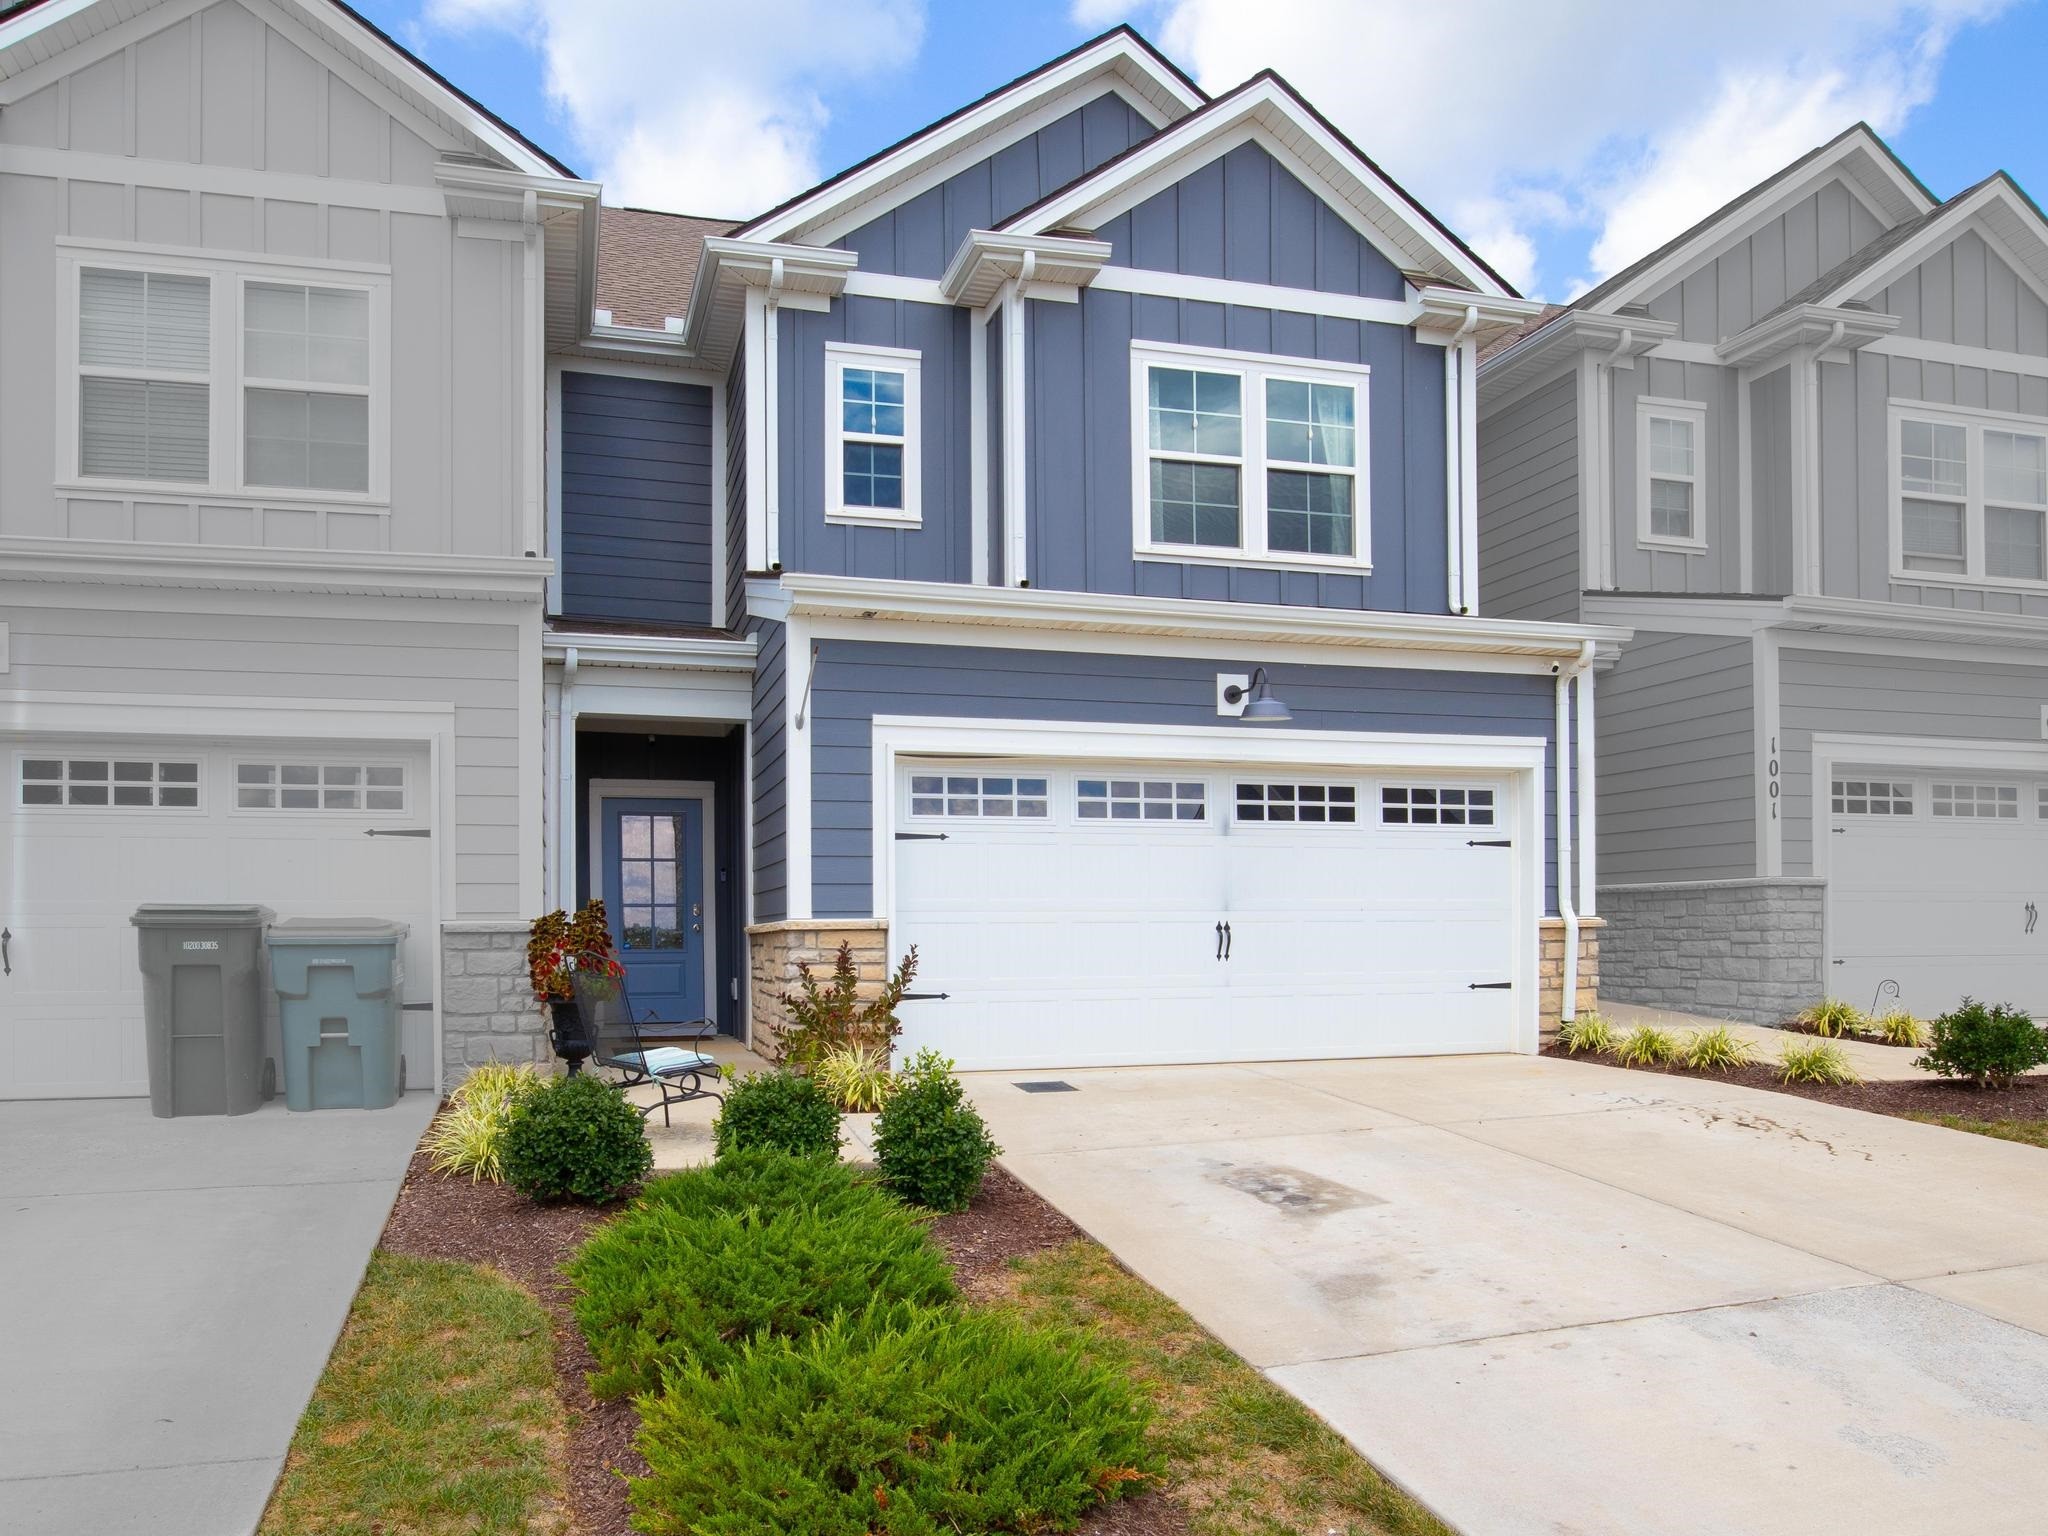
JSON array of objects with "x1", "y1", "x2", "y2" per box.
[
  {"x1": 1593, "y1": 631, "x2": 1756, "y2": 885},
  {"x1": 1477, "y1": 371, "x2": 1580, "y2": 623},
  {"x1": 557, "y1": 372, "x2": 715, "y2": 627},
  {"x1": 802, "y1": 639, "x2": 1567, "y2": 919}
]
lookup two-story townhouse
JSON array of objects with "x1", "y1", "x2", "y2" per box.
[
  {"x1": 1479, "y1": 125, "x2": 2048, "y2": 1027},
  {"x1": 544, "y1": 28, "x2": 1627, "y2": 1073},
  {"x1": 0, "y1": 0, "x2": 600, "y2": 1096}
]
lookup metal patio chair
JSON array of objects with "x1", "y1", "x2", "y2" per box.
[{"x1": 571, "y1": 971, "x2": 722, "y2": 1126}]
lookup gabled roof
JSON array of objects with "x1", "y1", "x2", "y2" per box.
[
  {"x1": 0, "y1": 0, "x2": 573, "y2": 176},
  {"x1": 596, "y1": 207, "x2": 740, "y2": 330},
  {"x1": 735, "y1": 25, "x2": 1204, "y2": 246},
  {"x1": 996, "y1": 70, "x2": 1516, "y2": 298},
  {"x1": 1574, "y1": 121, "x2": 1935, "y2": 317}
]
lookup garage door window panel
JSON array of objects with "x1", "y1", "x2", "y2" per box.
[
  {"x1": 908, "y1": 773, "x2": 1049, "y2": 820},
  {"x1": 1077, "y1": 777, "x2": 1207, "y2": 822},
  {"x1": 1894, "y1": 409, "x2": 2048, "y2": 586},
  {"x1": 1382, "y1": 785, "x2": 1496, "y2": 827},
  {"x1": 236, "y1": 761, "x2": 405, "y2": 813},
  {"x1": 1133, "y1": 343, "x2": 1369, "y2": 571},
  {"x1": 1831, "y1": 778, "x2": 1914, "y2": 816},
  {"x1": 1931, "y1": 782, "x2": 2020, "y2": 819},
  {"x1": 1236, "y1": 782, "x2": 1357, "y2": 824},
  {"x1": 20, "y1": 757, "x2": 201, "y2": 809}
]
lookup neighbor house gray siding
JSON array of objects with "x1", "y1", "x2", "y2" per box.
[
  {"x1": 804, "y1": 640, "x2": 1562, "y2": 917},
  {"x1": 836, "y1": 92, "x2": 1152, "y2": 279},
  {"x1": 778, "y1": 299, "x2": 974, "y2": 582},
  {"x1": 557, "y1": 372, "x2": 714, "y2": 626},
  {"x1": 1094, "y1": 141, "x2": 1406, "y2": 299},
  {"x1": 1025, "y1": 290, "x2": 1448, "y2": 611},
  {"x1": 0, "y1": 0, "x2": 536, "y2": 558},
  {"x1": 1641, "y1": 180, "x2": 1884, "y2": 343},
  {"x1": 1777, "y1": 647, "x2": 2048, "y2": 877},
  {"x1": 1596, "y1": 632, "x2": 1755, "y2": 884},
  {"x1": 1477, "y1": 371, "x2": 1580, "y2": 621},
  {"x1": 749, "y1": 619, "x2": 789, "y2": 923}
]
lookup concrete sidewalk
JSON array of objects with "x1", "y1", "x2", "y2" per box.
[
  {"x1": 966, "y1": 1053, "x2": 2048, "y2": 1536},
  {"x1": 0, "y1": 1093, "x2": 434, "y2": 1536}
]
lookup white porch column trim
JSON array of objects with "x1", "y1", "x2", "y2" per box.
[
  {"x1": 1754, "y1": 626, "x2": 1784, "y2": 876},
  {"x1": 783, "y1": 613, "x2": 814, "y2": 919},
  {"x1": 555, "y1": 646, "x2": 579, "y2": 909},
  {"x1": 1001, "y1": 281, "x2": 1029, "y2": 585},
  {"x1": 969, "y1": 303, "x2": 990, "y2": 584},
  {"x1": 743, "y1": 286, "x2": 769, "y2": 572},
  {"x1": 1575, "y1": 663, "x2": 1596, "y2": 917}
]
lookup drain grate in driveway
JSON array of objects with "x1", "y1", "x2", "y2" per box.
[{"x1": 1014, "y1": 1080, "x2": 1078, "y2": 1093}]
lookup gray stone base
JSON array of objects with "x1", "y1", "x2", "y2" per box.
[
  {"x1": 439, "y1": 921, "x2": 554, "y2": 1090},
  {"x1": 1595, "y1": 878, "x2": 1826, "y2": 1026}
]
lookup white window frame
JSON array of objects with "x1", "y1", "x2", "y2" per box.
[
  {"x1": 229, "y1": 757, "x2": 410, "y2": 816},
  {"x1": 54, "y1": 241, "x2": 392, "y2": 509},
  {"x1": 1635, "y1": 396, "x2": 1708, "y2": 553},
  {"x1": 1129, "y1": 340, "x2": 1371, "y2": 573},
  {"x1": 1888, "y1": 401, "x2": 2048, "y2": 591},
  {"x1": 824, "y1": 340, "x2": 921, "y2": 528}
]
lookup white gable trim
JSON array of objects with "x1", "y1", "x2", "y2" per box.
[
  {"x1": 1590, "y1": 129, "x2": 1934, "y2": 317},
  {"x1": 1824, "y1": 186, "x2": 2048, "y2": 316},
  {"x1": 742, "y1": 31, "x2": 1202, "y2": 247},
  {"x1": 1001, "y1": 77, "x2": 1507, "y2": 298}
]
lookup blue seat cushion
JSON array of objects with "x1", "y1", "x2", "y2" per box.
[{"x1": 611, "y1": 1046, "x2": 716, "y2": 1077}]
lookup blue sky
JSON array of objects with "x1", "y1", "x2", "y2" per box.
[{"x1": 360, "y1": 0, "x2": 2048, "y2": 300}]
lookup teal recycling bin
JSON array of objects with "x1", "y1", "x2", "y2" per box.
[
  {"x1": 132, "y1": 904, "x2": 276, "y2": 1118},
  {"x1": 269, "y1": 919, "x2": 411, "y2": 1111}
]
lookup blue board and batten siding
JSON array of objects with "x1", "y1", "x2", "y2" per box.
[
  {"x1": 836, "y1": 93, "x2": 1154, "y2": 277},
  {"x1": 558, "y1": 371, "x2": 715, "y2": 626},
  {"x1": 805, "y1": 640, "x2": 1564, "y2": 918},
  {"x1": 725, "y1": 346, "x2": 748, "y2": 628},
  {"x1": 750, "y1": 619, "x2": 789, "y2": 923}
]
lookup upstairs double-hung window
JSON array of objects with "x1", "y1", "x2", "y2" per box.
[
  {"x1": 1132, "y1": 343, "x2": 1368, "y2": 569},
  {"x1": 825, "y1": 341, "x2": 921, "y2": 525},
  {"x1": 1895, "y1": 407, "x2": 2048, "y2": 585},
  {"x1": 78, "y1": 268, "x2": 212, "y2": 483}
]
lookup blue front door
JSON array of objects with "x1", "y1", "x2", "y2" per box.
[{"x1": 601, "y1": 797, "x2": 706, "y2": 1028}]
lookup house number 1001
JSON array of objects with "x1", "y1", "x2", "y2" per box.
[{"x1": 1767, "y1": 736, "x2": 1780, "y2": 820}]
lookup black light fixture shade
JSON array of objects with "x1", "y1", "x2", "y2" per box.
[{"x1": 1225, "y1": 666, "x2": 1293, "y2": 724}]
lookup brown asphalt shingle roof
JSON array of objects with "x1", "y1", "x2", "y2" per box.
[{"x1": 595, "y1": 206, "x2": 740, "y2": 330}]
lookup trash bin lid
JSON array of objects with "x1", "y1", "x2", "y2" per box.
[
  {"x1": 266, "y1": 917, "x2": 412, "y2": 944},
  {"x1": 131, "y1": 904, "x2": 276, "y2": 928}
]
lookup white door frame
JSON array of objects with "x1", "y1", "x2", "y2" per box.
[
  {"x1": 586, "y1": 777, "x2": 720, "y2": 1027},
  {"x1": 1, "y1": 688, "x2": 454, "y2": 1085},
  {"x1": 869, "y1": 714, "x2": 1550, "y2": 1053}
]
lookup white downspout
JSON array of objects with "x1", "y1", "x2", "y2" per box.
[
  {"x1": 1555, "y1": 640, "x2": 1596, "y2": 1022},
  {"x1": 1445, "y1": 304, "x2": 1480, "y2": 615},
  {"x1": 556, "y1": 646, "x2": 578, "y2": 910},
  {"x1": 764, "y1": 258, "x2": 785, "y2": 570}
]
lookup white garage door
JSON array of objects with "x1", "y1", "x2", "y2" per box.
[
  {"x1": 1828, "y1": 770, "x2": 2048, "y2": 1021},
  {"x1": 1, "y1": 741, "x2": 434, "y2": 1100},
  {"x1": 893, "y1": 761, "x2": 1522, "y2": 1070}
]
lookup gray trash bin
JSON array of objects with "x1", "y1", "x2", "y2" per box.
[
  {"x1": 131, "y1": 904, "x2": 276, "y2": 1118},
  {"x1": 269, "y1": 919, "x2": 411, "y2": 1111}
]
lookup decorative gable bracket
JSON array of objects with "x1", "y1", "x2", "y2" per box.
[
  {"x1": 939, "y1": 231, "x2": 1114, "y2": 308},
  {"x1": 1715, "y1": 303, "x2": 1899, "y2": 369},
  {"x1": 1411, "y1": 287, "x2": 1548, "y2": 349}
]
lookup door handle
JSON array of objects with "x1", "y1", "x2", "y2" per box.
[
  {"x1": 1223, "y1": 921, "x2": 1232, "y2": 960},
  {"x1": 1, "y1": 927, "x2": 9, "y2": 976},
  {"x1": 1215, "y1": 921, "x2": 1225, "y2": 961}
]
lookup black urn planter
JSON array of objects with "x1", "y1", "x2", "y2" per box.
[{"x1": 548, "y1": 998, "x2": 594, "y2": 1074}]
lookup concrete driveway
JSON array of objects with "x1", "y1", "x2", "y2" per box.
[
  {"x1": 0, "y1": 1094, "x2": 434, "y2": 1536},
  {"x1": 965, "y1": 1054, "x2": 2048, "y2": 1536}
]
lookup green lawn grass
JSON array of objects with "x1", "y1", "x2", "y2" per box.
[
  {"x1": 1905, "y1": 1112, "x2": 2048, "y2": 1150},
  {"x1": 259, "y1": 1251, "x2": 568, "y2": 1536},
  {"x1": 988, "y1": 1239, "x2": 1451, "y2": 1536}
]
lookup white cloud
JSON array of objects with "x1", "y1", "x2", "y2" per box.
[
  {"x1": 1107, "y1": 0, "x2": 2008, "y2": 297},
  {"x1": 422, "y1": 0, "x2": 926, "y2": 216}
]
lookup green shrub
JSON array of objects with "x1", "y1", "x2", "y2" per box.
[
  {"x1": 1795, "y1": 998, "x2": 1867, "y2": 1038},
  {"x1": 422, "y1": 1061, "x2": 545, "y2": 1183},
  {"x1": 776, "y1": 941, "x2": 919, "y2": 1070},
  {"x1": 1872, "y1": 1009, "x2": 1930, "y2": 1048},
  {"x1": 872, "y1": 1048, "x2": 1000, "y2": 1213},
  {"x1": 1555, "y1": 1013, "x2": 1619, "y2": 1055},
  {"x1": 501, "y1": 1071, "x2": 652, "y2": 1204},
  {"x1": 815, "y1": 1043, "x2": 899, "y2": 1112},
  {"x1": 1915, "y1": 998, "x2": 2048, "y2": 1089},
  {"x1": 1614, "y1": 1025, "x2": 1682, "y2": 1068},
  {"x1": 1779, "y1": 1040, "x2": 1860, "y2": 1086},
  {"x1": 1683, "y1": 1025, "x2": 1757, "y2": 1073},
  {"x1": 629, "y1": 1304, "x2": 1157, "y2": 1536},
  {"x1": 568, "y1": 1151, "x2": 954, "y2": 1398},
  {"x1": 712, "y1": 1068, "x2": 842, "y2": 1160}
]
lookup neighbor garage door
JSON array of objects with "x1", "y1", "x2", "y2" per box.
[
  {"x1": 892, "y1": 761, "x2": 1521, "y2": 1070},
  {"x1": 1827, "y1": 768, "x2": 2048, "y2": 1021},
  {"x1": 1, "y1": 741, "x2": 434, "y2": 1099}
]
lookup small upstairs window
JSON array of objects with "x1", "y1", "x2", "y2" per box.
[
  {"x1": 826, "y1": 342, "x2": 920, "y2": 526},
  {"x1": 244, "y1": 282, "x2": 371, "y2": 494},
  {"x1": 1636, "y1": 397, "x2": 1707, "y2": 551},
  {"x1": 77, "y1": 268, "x2": 211, "y2": 483}
]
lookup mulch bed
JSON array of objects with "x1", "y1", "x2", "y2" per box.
[
  {"x1": 379, "y1": 1149, "x2": 1192, "y2": 1535},
  {"x1": 1543, "y1": 1046, "x2": 2048, "y2": 1123}
]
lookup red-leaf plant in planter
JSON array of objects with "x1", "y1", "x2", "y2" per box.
[{"x1": 527, "y1": 900, "x2": 624, "y2": 1072}]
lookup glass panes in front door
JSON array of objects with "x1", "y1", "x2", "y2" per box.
[{"x1": 618, "y1": 811, "x2": 685, "y2": 949}]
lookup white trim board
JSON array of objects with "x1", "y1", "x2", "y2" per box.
[{"x1": 868, "y1": 713, "x2": 1548, "y2": 1055}]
